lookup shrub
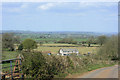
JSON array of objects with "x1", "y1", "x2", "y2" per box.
[
  {"x1": 21, "y1": 52, "x2": 66, "y2": 79},
  {"x1": 97, "y1": 35, "x2": 118, "y2": 60}
]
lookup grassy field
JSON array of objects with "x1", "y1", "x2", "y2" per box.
[
  {"x1": 81, "y1": 44, "x2": 100, "y2": 47},
  {"x1": 36, "y1": 43, "x2": 98, "y2": 54},
  {"x1": 2, "y1": 51, "x2": 20, "y2": 60},
  {"x1": 42, "y1": 43, "x2": 79, "y2": 47},
  {"x1": 41, "y1": 43, "x2": 100, "y2": 47},
  {"x1": 2, "y1": 51, "x2": 20, "y2": 72},
  {"x1": 2, "y1": 62, "x2": 16, "y2": 72},
  {"x1": 21, "y1": 37, "x2": 88, "y2": 43},
  {"x1": 2, "y1": 43, "x2": 99, "y2": 60}
]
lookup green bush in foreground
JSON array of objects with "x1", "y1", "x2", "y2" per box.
[
  {"x1": 21, "y1": 52, "x2": 48, "y2": 79},
  {"x1": 21, "y1": 52, "x2": 66, "y2": 80},
  {"x1": 21, "y1": 51, "x2": 116, "y2": 79}
]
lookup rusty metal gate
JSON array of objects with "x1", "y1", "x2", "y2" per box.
[{"x1": 1, "y1": 57, "x2": 24, "y2": 80}]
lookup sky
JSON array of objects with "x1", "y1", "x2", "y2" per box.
[{"x1": 2, "y1": 2, "x2": 118, "y2": 33}]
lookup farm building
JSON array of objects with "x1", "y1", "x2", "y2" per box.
[{"x1": 59, "y1": 48, "x2": 79, "y2": 56}]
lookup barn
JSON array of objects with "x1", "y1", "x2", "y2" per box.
[{"x1": 59, "y1": 48, "x2": 79, "y2": 56}]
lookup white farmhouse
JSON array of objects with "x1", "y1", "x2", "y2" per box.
[{"x1": 59, "y1": 48, "x2": 79, "y2": 56}]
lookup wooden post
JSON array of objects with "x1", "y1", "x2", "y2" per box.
[
  {"x1": 10, "y1": 61, "x2": 13, "y2": 80},
  {"x1": 13, "y1": 58, "x2": 18, "y2": 73},
  {"x1": 20, "y1": 58, "x2": 22, "y2": 71},
  {"x1": 13, "y1": 55, "x2": 22, "y2": 78},
  {"x1": 18, "y1": 59, "x2": 20, "y2": 71}
]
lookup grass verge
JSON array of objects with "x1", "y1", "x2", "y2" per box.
[{"x1": 65, "y1": 62, "x2": 116, "y2": 78}]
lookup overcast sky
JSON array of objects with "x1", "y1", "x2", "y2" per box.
[{"x1": 2, "y1": 2, "x2": 118, "y2": 33}]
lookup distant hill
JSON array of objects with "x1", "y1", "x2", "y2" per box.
[
  {"x1": 2, "y1": 30, "x2": 117, "y2": 43},
  {"x1": 2, "y1": 30, "x2": 117, "y2": 36}
]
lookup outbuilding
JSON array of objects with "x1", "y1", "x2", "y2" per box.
[{"x1": 59, "y1": 48, "x2": 79, "y2": 56}]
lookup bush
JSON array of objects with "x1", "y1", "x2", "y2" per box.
[
  {"x1": 21, "y1": 52, "x2": 66, "y2": 79},
  {"x1": 67, "y1": 56, "x2": 74, "y2": 69},
  {"x1": 21, "y1": 52, "x2": 51, "y2": 79},
  {"x1": 97, "y1": 35, "x2": 118, "y2": 60}
]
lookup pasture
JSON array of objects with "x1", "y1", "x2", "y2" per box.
[
  {"x1": 36, "y1": 43, "x2": 99, "y2": 54},
  {"x1": 41, "y1": 43, "x2": 79, "y2": 47},
  {"x1": 2, "y1": 51, "x2": 19, "y2": 60},
  {"x1": 2, "y1": 51, "x2": 20, "y2": 72}
]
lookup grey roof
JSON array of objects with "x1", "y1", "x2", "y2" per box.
[{"x1": 60, "y1": 48, "x2": 78, "y2": 52}]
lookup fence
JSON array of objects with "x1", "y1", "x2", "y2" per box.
[{"x1": 1, "y1": 57, "x2": 24, "y2": 80}]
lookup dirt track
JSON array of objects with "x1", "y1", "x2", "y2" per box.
[{"x1": 77, "y1": 65, "x2": 118, "y2": 78}]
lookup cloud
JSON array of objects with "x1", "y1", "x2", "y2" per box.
[
  {"x1": 38, "y1": 3, "x2": 56, "y2": 10},
  {"x1": 37, "y1": 2, "x2": 67, "y2": 10},
  {"x1": 37, "y1": 2, "x2": 117, "y2": 11}
]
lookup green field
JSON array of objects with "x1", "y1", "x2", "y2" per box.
[
  {"x1": 2, "y1": 43, "x2": 99, "y2": 60},
  {"x1": 2, "y1": 51, "x2": 20, "y2": 60},
  {"x1": 36, "y1": 43, "x2": 98, "y2": 54},
  {"x1": 42, "y1": 43, "x2": 79, "y2": 47},
  {"x1": 2, "y1": 51, "x2": 20, "y2": 72},
  {"x1": 20, "y1": 36, "x2": 88, "y2": 44}
]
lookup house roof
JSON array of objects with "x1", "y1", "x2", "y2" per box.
[{"x1": 60, "y1": 48, "x2": 78, "y2": 52}]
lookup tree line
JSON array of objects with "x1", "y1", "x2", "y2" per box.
[
  {"x1": 56, "y1": 35, "x2": 107, "y2": 47},
  {"x1": 2, "y1": 33, "x2": 37, "y2": 52},
  {"x1": 2, "y1": 33, "x2": 108, "y2": 52}
]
